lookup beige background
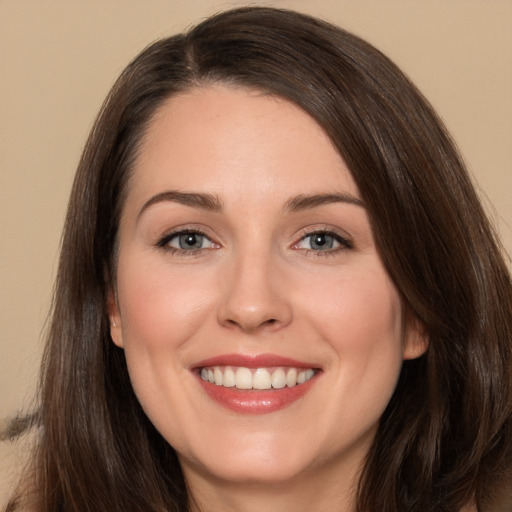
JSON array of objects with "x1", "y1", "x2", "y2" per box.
[{"x1": 1, "y1": 0, "x2": 511, "y2": 502}]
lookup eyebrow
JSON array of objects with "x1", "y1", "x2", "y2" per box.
[
  {"x1": 284, "y1": 193, "x2": 364, "y2": 212},
  {"x1": 138, "y1": 191, "x2": 223, "y2": 220},
  {"x1": 137, "y1": 190, "x2": 364, "y2": 220}
]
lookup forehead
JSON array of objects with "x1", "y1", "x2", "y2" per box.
[{"x1": 127, "y1": 85, "x2": 359, "y2": 210}]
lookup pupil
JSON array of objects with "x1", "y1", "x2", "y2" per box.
[{"x1": 314, "y1": 234, "x2": 326, "y2": 246}]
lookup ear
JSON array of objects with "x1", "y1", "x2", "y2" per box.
[
  {"x1": 107, "y1": 289, "x2": 124, "y2": 348},
  {"x1": 402, "y1": 315, "x2": 429, "y2": 360}
]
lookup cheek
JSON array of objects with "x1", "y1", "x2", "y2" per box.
[
  {"x1": 302, "y1": 265, "x2": 404, "y2": 395},
  {"x1": 117, "y1": 258, "x2": 218, "y2": 351},
  {"x1": 114, "y1": 257, "x2": 220, "y2": 440},
  {"x1": 296, "y1": 268, "x2": 404, "y2": 446},
  {"x1": 312, "y1": 265, "x2": 402, "y2": 348}
]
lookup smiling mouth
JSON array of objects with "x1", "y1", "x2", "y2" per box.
[{"x1": 199, "y1": 366, "x2": 317, "y2": 390}]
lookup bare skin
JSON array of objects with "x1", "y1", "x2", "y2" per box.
[{"x1": 109, "y1": 85, "x2": 428, "y2": 511}]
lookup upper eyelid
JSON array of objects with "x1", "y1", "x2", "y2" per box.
[
  {"x1": 298, "y1": 232, "x2": 351, "y2": 248},
  {"x1": 293, "y1": 225, "x2": 353, "y2": 243},
  {"x1": 158, "y1": 224, "x2": 214, "y2": 238},
  {"x1": 154, "y1": 224, "x2": 353, "y2": 249},
  {"x1": 156, "y1": 227, "x2": 215, "y2": 247}
]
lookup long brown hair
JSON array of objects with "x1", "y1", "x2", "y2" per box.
[{"x1": 5, "y1": 7, "x2": 512, "y2": 512}]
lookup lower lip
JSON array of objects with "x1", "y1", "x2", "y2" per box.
[{"x1": 196, "y1": 374, "x2": 318, "y2": 414}]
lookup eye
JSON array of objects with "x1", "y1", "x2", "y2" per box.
[
  {"x1": 157, "y1": 230, "x2": 217, "y2": 252},
  {"x1": 294, "y1": 230, "x2": 352, "y2": 253}
]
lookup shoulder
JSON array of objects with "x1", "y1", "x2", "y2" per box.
[
  {"x1": 1, "y1": 440, "x2": 22, "y2": 509},
  {"x1": 1, "y1": 432, "x2": 38, "y2": 512}
]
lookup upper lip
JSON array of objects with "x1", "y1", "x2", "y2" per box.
[{"x1": 192, "y1": 353, "x2": 320, "y2": 370}]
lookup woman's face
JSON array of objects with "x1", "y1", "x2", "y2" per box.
[{"x1": 109, "y1": 85, "x2": 426, "y2": 492}]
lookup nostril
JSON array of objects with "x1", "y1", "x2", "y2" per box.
[{"x1": 224, "y1": 316, "x2": 278, "y2": 331}]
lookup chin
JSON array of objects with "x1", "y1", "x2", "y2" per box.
[
  {"x1": 192, "y1": 456, "x2": 311, "y2": 487},
  {"x1": 179, "y1": 432, "x2": 318, "y2": 486}
]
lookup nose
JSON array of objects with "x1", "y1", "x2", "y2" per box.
[{"x1": 217, "y1": 249, "x2": 293, "y2": 333}]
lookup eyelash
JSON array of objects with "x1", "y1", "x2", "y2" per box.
[
  {"x1": 155, "y1": 228, "x2": 353, "y2": 256},
  {"x1": 293, "y1": 229, "x2": 353, "y2": 256},
  {"x1": 156, "y1": 228, "x2": 215, "y2": 255}
]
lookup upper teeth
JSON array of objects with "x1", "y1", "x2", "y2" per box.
[{"x1": 200, "y1": 366, "x2": 316, "y2": 390}]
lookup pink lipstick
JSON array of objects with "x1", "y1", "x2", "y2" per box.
[{"x1": 192, "y1": 353, "x2": 321, "y2": 414}]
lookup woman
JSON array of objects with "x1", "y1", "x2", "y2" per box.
[{"x1": 4, "y1": 7, "x2": 511, "y2": 512}]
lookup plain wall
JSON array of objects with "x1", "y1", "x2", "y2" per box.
[{"x1": 1, "y1": 0, "x2": 511, "y2": 502}]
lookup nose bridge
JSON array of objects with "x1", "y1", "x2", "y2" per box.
[{"x1": 217, "y1": 239, "x2": 292, "y2": 332}]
